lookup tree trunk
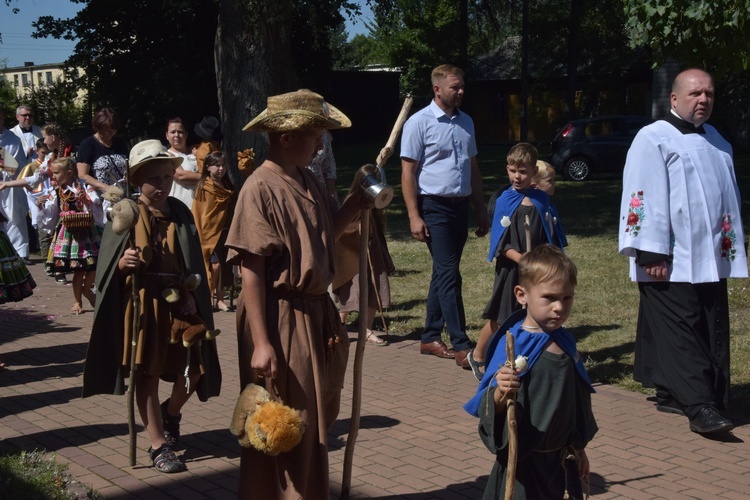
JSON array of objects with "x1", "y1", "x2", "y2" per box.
[{"x1": 215, "y1": 0, "x2": 299, "y2": 187}]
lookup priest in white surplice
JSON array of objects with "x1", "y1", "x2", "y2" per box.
[
  {"x1": 619, "y1": 68, "x2": 746, "y2": 437},
  {"x1": 10, "y1": 105, "x2": 42, "y2": 162},
  {"x1": 0, "y1": 108, "x2": 30, "y2": 260}
]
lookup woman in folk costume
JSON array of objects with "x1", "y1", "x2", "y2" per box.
[
  {"x1": 0, "y1": 225, "x2": 36, "y2": 303},
  {"x1": 43, "y1": 157, "x2": 103, "y2": 314},
  {"x1": 225, "y1": 89, "x2": 363, "y2": 499},
  {"x1": 191, "y1": 150, "x2": 235, "y2": 312},
  {"x1": 82, "y1": 140, "x2": 221, "y2": 473}
]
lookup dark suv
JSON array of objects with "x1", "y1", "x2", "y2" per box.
[{"x1": 549, "y1": 115, "x2": 653, "y2": 181}]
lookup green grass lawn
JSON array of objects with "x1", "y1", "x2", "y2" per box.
[{"x1": 334, "y1": 141, "x2": 750, "y2": 412}]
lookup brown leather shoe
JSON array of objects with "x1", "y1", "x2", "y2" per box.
[
  {"x1": 454, "y1": 349, "x2": 472, "y2": 369},
  {"x1": 420, "y1": 340, "x2": 455, "y2": 359}
]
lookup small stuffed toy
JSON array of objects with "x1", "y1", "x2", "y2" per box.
[
  {"x1": 102, "y1": 184, "x2": 139, "y2": 236},
  {"x1": 162, "y1": 274, "x2": 220, "y2": 347},
  {"x1": 229, "y1": 383, "x2": 305, "y2": 456}
]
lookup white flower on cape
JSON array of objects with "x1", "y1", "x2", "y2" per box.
[
  {"x1": 515, "y1": 355, "x2": 529, "y2": 372},
  {"x1": 501, "y1": 215, "x2": 511, "y2": 227}
]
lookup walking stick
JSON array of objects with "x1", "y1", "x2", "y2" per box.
[
  {"x1": 340, "y1": 96, "x2": 413, "y2": 499},
  {"x1": 504, "y1": 331, "x2": 518, "y2": 500},
  {"x1": 524, "y1": 214, "x2": 531, "y2": 254},
  {"x1": 122, "y1": 167, "x2": 142, "y2": 467}
]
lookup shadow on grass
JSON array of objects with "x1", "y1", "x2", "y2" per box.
[
  {"x1": 567, "y1": 323, "x2": 622, "y2": 343},
  {"x1": 580, "y1": 340, "x2": 636, "y2": 386}
]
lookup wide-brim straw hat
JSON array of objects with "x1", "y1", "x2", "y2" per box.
[
  {"x1": 128, "y1": 139, "x2": 183, "y2": 178},
  {"x1": 243, "y1": 89, "x2": 351, "y2": 132}
]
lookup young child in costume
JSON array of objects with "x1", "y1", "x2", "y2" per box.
[
  {"x1": 1, "y1": 124, "x2": 70, "y2": 277},
  {"x1": 334, "y1": 164, "x2": 394, "y2": 346},
  {"x1": 191, "y1": 150, "x2": 235, "y2": 312},
  {"x1": 225, "y1": 89, "x2": 362, "y2": 499},
  {"x1": 44, "y1": 157, "x2": 103, "y2": 314},
  {"x1": 192, "y1": 116, "x2": 221, "y2": 173},
  {"x1": 468, "y1": 144, "x2": 566, "y2": 381},
  {"x1": 533, "y1": 160, "x2": 567, "y2": 248},
  {"x1": 82, "y1": 139, "x2": 222, "y2": 473},
  {"x1": 465, "y1": 245, "x2": 598, "y2": 499}
]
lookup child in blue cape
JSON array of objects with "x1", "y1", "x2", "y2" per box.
[
  {"x1": 467, "y1": 144, "x2": 566, "y2": 381},
  {"x1": 465, "y1": 245, "x2": 597, "y2": 499}
]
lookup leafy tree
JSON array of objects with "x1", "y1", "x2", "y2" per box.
[
  {"x1": 21, "y1": 79, "x2": 84, "y2": 134},
  {"x1": 32, "y1": 0, "x2": 221, "y2": 138},
  {"x1": 624, "y1": 0, "x2": 750, "y2": 76},
  {"x1": 334, "y1": 33, "x2": 385, "y2": 71},
  {"x1": 369, "y1": 0, "x2": 465, "y2": 96},
  {"x1": 215, "y1": 0, "x2": 358, "y2": 185},
  {"x1": 0, "y1": 76, "x2": 19, "y2": 122}
]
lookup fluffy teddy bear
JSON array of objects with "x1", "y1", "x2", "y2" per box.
[
  {"x1": 229, "y1": 383, "x2": 305, "y2": 456},
  {"x1": 162, "y1": 273, "x2": 221, "y2": 347},
  {"x1": 102, "y1": 184, "x2": 139, "y2": 236}
]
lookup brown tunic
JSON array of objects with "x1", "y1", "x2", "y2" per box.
[
  {"x1": 124, "y1": 203, "x2": 202, "y2": 378},
  {"x1": 226, "y1": 163, "x2": 349, "y2": 500}
]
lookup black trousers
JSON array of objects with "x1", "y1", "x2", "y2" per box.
[{"x1": 634, "y1": 280, "x2": 730, "y2": 417}]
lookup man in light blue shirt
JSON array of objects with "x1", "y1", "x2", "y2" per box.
[{"x1": 401, "y1": 64, "x2": 489, "y2": 370}]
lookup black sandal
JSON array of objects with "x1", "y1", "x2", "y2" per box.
[
  {"x1": 161, "y1": 399, "x2": 182, "y2": 448},
  {"x1": 467, "y1": 348, "x2": 485, "y2": 382},
  {"x1": 149, "y1": 444, "x2": 186, "y2": 473}
]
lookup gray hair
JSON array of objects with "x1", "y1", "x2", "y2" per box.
[{"x1": 15, "y1": 105, "x2": 33, "y2": 115}]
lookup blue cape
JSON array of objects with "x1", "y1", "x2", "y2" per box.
[
  {"x1": 464, "y1": 309, "x2": 594, "y2": 417},
  {"x1": 487, "y1": 187, "x2": 564, "y2": 262}
]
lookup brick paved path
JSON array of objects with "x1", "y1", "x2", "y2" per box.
[{"x1": 1, "y1": 267, "x2": 749, "y2": 499}]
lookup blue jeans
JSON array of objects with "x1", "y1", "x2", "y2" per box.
[{"x1": 420, "y1": 195, "x2": 471, "y2": 352}]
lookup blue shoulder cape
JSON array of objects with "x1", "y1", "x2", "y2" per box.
[
  {"x1": 464, "y1": 309, "x2": 594, "y2": 417},
  {"x1": 487, "y1": 187, "x2": 565, "y2": 262}
]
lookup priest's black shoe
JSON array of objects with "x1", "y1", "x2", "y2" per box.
[
  {"x1": 656, "y1": 398, "x2": 685, "y2": 416},
  {"x1": 688, "y1": 406, "x2": 734, "y2": 435}
]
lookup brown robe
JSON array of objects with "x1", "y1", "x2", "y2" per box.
[
  {"x1": 226, "y1": 163, "x2": 349, "y2": 500},
  {"x1": 192, "y1": 176, "x2": 234, "y2": 283}
]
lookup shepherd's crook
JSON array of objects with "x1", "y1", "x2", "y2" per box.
[
  {"x1": 504, "y1": 332, "x2": 518, "y2": 500},
  {"x1": 340, "y1": 95, "x2": 413, "y2": 500}
]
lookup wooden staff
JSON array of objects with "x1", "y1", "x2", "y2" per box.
[
  {"x1": 124, "y1": 168, "x2": 142, "y2": 467},
  {"x1": 546, "y1": 211, "x2": 554, "y2": 243},
  {"x1": 504, "y1": 331, "x2": 518, "y2": 500},
  {"x1": 340, "y1": 95, "x2": 413, "y2": 500},
  {"x1": 524, "y1": 214, "x2": 531, "y2": 254}
]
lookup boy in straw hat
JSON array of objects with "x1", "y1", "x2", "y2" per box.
[
  {"x1": 225, "y1": 89, "x2": 361, "y2": 498},
  {"x1": 82, "y1": 139, "x2": 221, "y2": 473}
]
